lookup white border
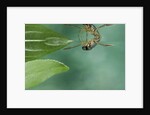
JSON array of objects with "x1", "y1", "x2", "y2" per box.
[{"x1": 7, "y1": 7, "x2": 143, "y2": 108}]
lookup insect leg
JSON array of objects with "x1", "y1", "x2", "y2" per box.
[
  {"x1": 64, "y1": 24, "x2": 85, "y2": 42},
  {"x1": 63, "y1": 44, "x2": 81, "y2": 50},
  {"x1": 64, "y1": 24, "x2": 82, "y2": 29},
  {"x1": 85, "y1": 32, "x2": 88, "y2": 42},
  {"x1": 98, "y1": 42, "x2": 113, "y2": 46},
  {"x1": 78, "y1": 28, "x2": 85, "y2": 42},
  {"x1": 96, "y1": 24, "x2": 113, "y2": 30}
]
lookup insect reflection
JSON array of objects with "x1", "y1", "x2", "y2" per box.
[{"x1": 64, "y1": 24, "x2": 113, "y2": 51}]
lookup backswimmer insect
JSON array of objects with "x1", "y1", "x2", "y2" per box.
[{"x1": 64, "y1": 24, "x2": 113, "y2": 51}]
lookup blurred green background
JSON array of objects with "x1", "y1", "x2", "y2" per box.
[{"x1": 31, "y1": 24, "x2": 125, "y2": 90}]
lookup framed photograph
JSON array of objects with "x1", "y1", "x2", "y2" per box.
[{"x1": 2, "y1": 0, "x2": 145, "y2": 110}]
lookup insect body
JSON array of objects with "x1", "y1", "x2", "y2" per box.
[
  {"x1": 77, "y1": 24, "x2": 99, "y2": 50},
  {"x1": 83, "y1": 24, "x2": 100, "y2": 36},
  {"x1": 64, "y1": 24, "x2": 113, "y2": 50}
]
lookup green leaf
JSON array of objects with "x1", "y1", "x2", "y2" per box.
[
  {"x1": 25, "y1": 59, "x2": 69, "y2": 89},
  {"x1": 25, "y1": 24, "x2": 73, "y2": 62}
]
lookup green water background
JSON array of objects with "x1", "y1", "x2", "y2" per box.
[{"x1": 31, "y1": 24, "x2": 125, "y2": 90}]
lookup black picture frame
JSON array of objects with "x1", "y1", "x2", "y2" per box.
[{"x1": 1, "y1": 0, "x2": 148, "y2": 112}]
